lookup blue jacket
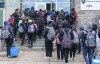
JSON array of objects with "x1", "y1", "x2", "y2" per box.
[{"x1": 4, "y1": 21, "x2": 14, "y2": 38}]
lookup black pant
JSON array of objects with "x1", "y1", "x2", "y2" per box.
[
  {"x1": 56, "y1": 44, "x2": 63, "y2": 60},
  {"x1": 5, "y1": 38, "x2": 13, "y2": 57},
  {"x1": 28, "y1": 33, "x2": 34, "y2": 47},
  {"x1": 33, "y1": 31, "x2": 37, "y2": 42},
  {"x1": 20, "y1": 33, "x2": 25, "y2": 46},
  {"x1": 63, "y1": 48, "x2": 70, "y2": 63},
  {"x1": 45, "y1": 40, "x2": 53, "y2": 57},
  {"x1": 38, "y1": 31, "x2": 42, "y2": 39},
  {"x1": 70, "y1": 43, "x2": 77, "y2": 58}
]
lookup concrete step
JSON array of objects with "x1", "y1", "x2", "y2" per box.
[
  {"x1": 3, "y1": 46, "x2": 57, "y2": 51},
  {"x1": 1, "y1": 38, "x2": 57, "y2": 51}
]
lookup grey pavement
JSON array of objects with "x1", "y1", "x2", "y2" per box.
[{"x1": 0, "y1": 51, "x2": 85, "y2": 64}]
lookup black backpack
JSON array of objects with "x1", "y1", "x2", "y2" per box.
[{"x1": 79, "y1": 31, "x2": 85, "y2": 39}]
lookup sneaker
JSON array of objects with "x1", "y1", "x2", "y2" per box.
[
  {"x1": 73, "y1": 57, "x2": 75, "y2": 60},
  {"x1": 49, "y1": 57, "x2": 52, "y2": 60},
  {"x1": 47, "y1": 57, "x2": 50, "y2": 60},
  {"x1": 70, "y1": 58, "x2": 72, "y2": 60},
  {"x1": 66, "y1": 63, "x2": 68, "y2": 64}
]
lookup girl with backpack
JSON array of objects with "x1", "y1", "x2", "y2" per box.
[
  {"x1": 70, "y1": 28, "x2": 79, "y2": 60},
  {"x1": 58, "y1": 22, "x2": 74, "y2": 64},
  {"x1": 3, "y1": 21, "x2": 14, "y2": 57},
  {"x1": 56, "y1": 24, "x2": 64, "y2": 60}
]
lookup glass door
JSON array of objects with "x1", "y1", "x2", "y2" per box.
[
  {"x1": 35, "y1": 3, "x2": 46, "y2": 10},
  {"x1": 0, "y1": 9, "x2": 5, "y2": 27}
]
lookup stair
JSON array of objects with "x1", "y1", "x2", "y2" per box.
[{"x1": 2, "y1": 38, "x2": 57, "y2": 51}]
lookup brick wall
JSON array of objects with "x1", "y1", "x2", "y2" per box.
[{"x1": 75, "y1": 0, "x2": 100, "y2": 26}]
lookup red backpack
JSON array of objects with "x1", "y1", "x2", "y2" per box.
[{"x1": 9, "y1": 18, "x2": 15, "y2": 25}]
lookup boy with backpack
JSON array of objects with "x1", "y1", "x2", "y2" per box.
[
  {"x1": 58, "y1": 22, "x2": 74, "y2": 64},
  {"x1": 70, "y1": 28, "x2": 79, "y2": 60},
  {"x1": 27, "y1": 20, "x2": 35, "y2": 48},
  {"x1": 78, "y1": 26, "x2": 85, "y2": 54},
  {"x1": 84, "y1": 29, "x2": 96, "y2": 64},
  {"x1": 43, "y1": 21, "x2": 55, "y2": 60}
]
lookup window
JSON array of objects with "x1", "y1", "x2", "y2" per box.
[
  {"x1": 57, "y1": 3, "x2": 70, "y2": 12},
  {"x1": 21, "y1": 0, "x2": 35, "y2": 2},
  {"x1": 21, "y1": 3, "x2": 35, "y2": 10},
  {"x1": 0, "y1": 0, "x2": 4, "y2": 8},
  {"x1": 57, "y1": 0, "x2": 70, "y2": 2},
  {"x1": 0, "y1": 9, "x2": 3, "y2": 26},
  {"x1": 36, "y1": 0, "x2": 56, "y2": 2}
]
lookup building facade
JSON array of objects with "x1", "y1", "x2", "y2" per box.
[{"x1": 0, "y1": 0, "x2": 100, "y2": 27}]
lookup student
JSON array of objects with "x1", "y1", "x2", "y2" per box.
[
  {"x1": 43, "y1": 21, "x2": 55, "y2": 60},
  {"x1": 58, "y1": 22, "x2": 74, "y2": 64},
  {"x1": 83, "y1": 29, "x2": 96, "y2": 64},
  {"x1": 27, "y1": 20, "x2": 35, "y2": 48},
  {"x1": 4, "y1": 21, "x2": 14, "y2": 57},
  {"x1": 70, "y1": 28, "x2": 79, "y2": 60},
  {"x1": 56, "y1": 24, "x2": 64, "y2": 60},
  {"x1": 78, "y1": 26, "x2": 85, "y2": 54}
]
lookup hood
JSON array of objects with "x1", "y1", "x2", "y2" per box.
[
  {"x1": 63, "y1": 28, "x2": 70, "y2": 33},
  {"x1": 31, "y1": 6, "x2": 34, "y2": 10},
  {"x1": 4, "y1": 20, "x2": 10, "y2": 26}
]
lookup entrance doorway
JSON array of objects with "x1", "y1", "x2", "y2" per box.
[
  {"x1": 46, "y1": 3, "x2": 51, "y2": 11},
  {"x1": 46, "y1": 3, "x2": 56, "y2": 11}
]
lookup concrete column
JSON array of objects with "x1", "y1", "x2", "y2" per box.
[{"x1": 5, "y1": 0, "x2": 20, "y2": 20}]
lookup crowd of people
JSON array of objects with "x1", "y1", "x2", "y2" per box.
[{"x1": 1, "y1": 6, "x2": 99, "y2": 64}]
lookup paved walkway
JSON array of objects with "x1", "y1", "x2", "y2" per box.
[{"x1": 0, "y1": 51, "x2": 85, "y2": 64}]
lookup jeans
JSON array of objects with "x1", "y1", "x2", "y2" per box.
[{"x1": 83, "y1": 46, "x2": 94, "y2": 64}]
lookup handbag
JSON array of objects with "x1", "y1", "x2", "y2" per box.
[{"x1": 10, "y1": 40, "x2": 19, "y2": 57}]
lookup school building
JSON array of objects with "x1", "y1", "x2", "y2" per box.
[{"x1": 0, "y1": 0, "x2": 100, "y2": 27}]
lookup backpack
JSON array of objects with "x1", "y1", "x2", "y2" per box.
[
  {"x1": 86, "y1": 31, "x2": 96, "y2": 47},
  {"x1": 18, "y1": 26, "x2": 24, "y2": 33},
  {"x1": 1, "y1": 26, "x2": 10, "y2": 39},
  {"x1": 47, "y1": 27, "x2": 55, "y2": 41},
  {"x1": 61, "y1": 29, "x2": 71, "y2": 48},
  {"x1": 79, "y1": 31, "x2": 85, "y2": 39},
  {"x1": 28, "y1": 24, "x2": 35, "y2": 33},
  {"x1": 73, "y1": 31, "x2": 79, "y2": 43}
]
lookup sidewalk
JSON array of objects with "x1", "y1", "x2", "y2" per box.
[{"x1": 0, "y1": 51, "x2": 85, "y2": 64}]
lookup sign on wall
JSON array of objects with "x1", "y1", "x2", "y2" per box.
[{"x1": 80, "y1": 0, "x2": 100, "y2": 10}]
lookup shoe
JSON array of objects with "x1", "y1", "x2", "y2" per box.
[
  {"x1": 44, "y1": 57, "x2": 48, "y2": 59},
  {"x1": 73, "y1": 57, "x2": 75, "y2": 60},
  {"x1": 49, "y1": 57, "x2": 52, "y2": 60},
  {"x1": 70, "y1": 58, "x2": 72, "y2": 60},
  {"x1": 66, "y1": 63, "x2": 68, "y2": 64}
]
